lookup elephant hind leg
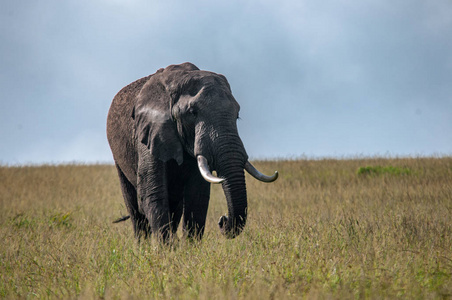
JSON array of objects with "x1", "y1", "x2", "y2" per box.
[{"x1": 115, "y1": 164, "x2": 150, "y2": 239}]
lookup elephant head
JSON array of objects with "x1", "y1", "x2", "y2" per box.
[{"x1": 132, "y1": 63, "x2": 277, "y2": 238}]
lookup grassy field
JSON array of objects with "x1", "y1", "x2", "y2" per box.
[{"x1": 1, "y1": 157, "x2": 451, "y2": 299}]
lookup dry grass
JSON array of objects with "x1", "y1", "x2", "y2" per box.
[{"x1": 0, "y1": 157, "x2": 451, "y2": 299}]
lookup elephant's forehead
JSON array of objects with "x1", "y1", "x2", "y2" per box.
[
  {"x1": 188, "y1": 71, "x2": 228, "y2": 87},
  {"x1": 196, "y1": 96, "x2": 240, "y2": 117},
  {"x1": 195, "y1": 85, "x2": 239, "y2": 108}
]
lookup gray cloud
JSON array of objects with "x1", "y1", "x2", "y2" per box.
[{"x1": 1, "y1": 0, "x2": 451, "y2": 164}]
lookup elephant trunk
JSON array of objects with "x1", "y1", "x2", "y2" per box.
[
  {"x1": 195, "y1": 123, "x2": 250, "y2": 238},
  {"x1": 215, "y1": 152, "x2": 248, "y2": 239}
]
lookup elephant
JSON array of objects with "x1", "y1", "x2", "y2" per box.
[{"x1": 106, "y1": 62, "x2": 278, "y2": 242}]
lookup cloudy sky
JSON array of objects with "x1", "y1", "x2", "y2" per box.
[{"x1": 1, "y1": 0, "x2": 451, "y2": 164}]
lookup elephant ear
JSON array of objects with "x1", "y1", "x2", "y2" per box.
[{"x1": 133, "y1": 75, "x2": 184, "y2": 165}]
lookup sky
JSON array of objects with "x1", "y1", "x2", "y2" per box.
[{"x1": 1, "y1": 0, "x2": 451, "y2": 164}]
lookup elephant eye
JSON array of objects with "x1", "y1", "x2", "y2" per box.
[{"x1": 189, "y1": 107, "x2": 198, "y2": 117}]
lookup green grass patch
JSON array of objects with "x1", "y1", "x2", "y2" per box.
[
  {"x1": 357, "y1": 165, "x2": 412, "y2": 176},
  {"x1": 49, "y1": 212, "x2": 73, "y2": 228}
]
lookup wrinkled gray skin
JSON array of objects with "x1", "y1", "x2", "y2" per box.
[{"x1": 107, "y1": 62, "x2": 274, "y2": 241}]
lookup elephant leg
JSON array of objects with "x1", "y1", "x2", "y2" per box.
[
  {"x1": 183, "y1": 166, "x2": 211, "y2": 239},
  {"x1": 137, "y1": 156, "x2": 171, "y2": 242},
  {"x1": 167, "y1": 160, "x2": 185, "y2": 234},
  {"x1": 115, "y1": 164, "x2": 150, "y2": 239}
]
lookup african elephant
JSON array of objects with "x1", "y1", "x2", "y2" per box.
[{"x1": 106, "y1": 62, "x2": 278, "y2": 242}]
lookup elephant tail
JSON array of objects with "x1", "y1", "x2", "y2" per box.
[{"x1": 112, "y1": 215, "x2": 130, "y2": 223}]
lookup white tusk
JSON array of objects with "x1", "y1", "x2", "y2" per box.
[
  {"x1": 197, "y1": 155, "x2": 225, "y2": 184},
  {"x1": 245, "y1": 161, "x2": 278, "y2": 182}
]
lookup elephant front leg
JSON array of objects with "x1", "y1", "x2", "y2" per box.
[
  {"x1": 138, "y1": 157, "x2": 171, "y2": 242},
  {"x1": 183, "y1": 168, "x2": 211, "y2": 239},
  {"x1": 167, "y1": 160, "x2": 185, "y2": 235}
]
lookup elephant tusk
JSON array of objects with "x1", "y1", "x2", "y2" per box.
[
  {"x1": 197, "y1": 155, "x2": 225, "y2": 184},
  {"x1": 245, "y1": 161, "x2": 279, "y2": 183}
]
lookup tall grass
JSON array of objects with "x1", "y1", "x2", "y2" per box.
[{"x1": 1, "y1": 158, "x2": 451, "y2": 299}]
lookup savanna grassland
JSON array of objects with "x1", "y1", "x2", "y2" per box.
[{"x1": 1, "y1": 157, "x2": 451, "y2": 299}]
